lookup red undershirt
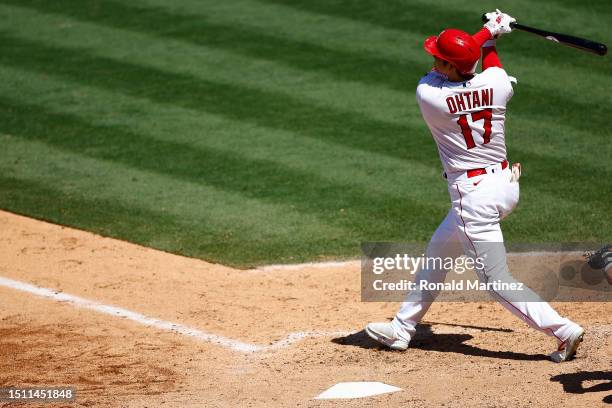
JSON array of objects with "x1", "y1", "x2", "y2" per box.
[{"x1": 472, "y1": 27, "x2": 503, "y2": 70}]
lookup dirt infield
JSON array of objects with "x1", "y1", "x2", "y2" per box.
[{"x1": 0, "y1": 210, "x2": 610, "y2": 407}]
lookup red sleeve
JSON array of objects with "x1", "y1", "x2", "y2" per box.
[
  {"x1": 471, "y1": 27, "x2": 492, "y2": 47},
  {"x1": 482, "y1": 46, "x2": 503, "y2": 69},
  {"x1": 471, "y1": 27, "x2": 503, "y2": 70}
]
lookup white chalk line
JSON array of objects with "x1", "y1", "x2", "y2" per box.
[
  {"x1": 255, "y1": 251, "x2": 585, "y2": 272},
  {"x1": 0, "y1": 276, "x2": 350, "y2": 353}
]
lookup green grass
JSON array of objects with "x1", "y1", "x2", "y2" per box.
[{"x1": 0, "y1": 0, "x2": 609, "y2": 267}]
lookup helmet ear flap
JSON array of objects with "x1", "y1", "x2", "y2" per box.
[{"x1": 465, "y1": 59, "x2": 480, "y2": 75}]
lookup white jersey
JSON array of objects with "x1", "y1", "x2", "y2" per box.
[{"x1": 416, "y1": 67, "x2": 514, "y2": 173}]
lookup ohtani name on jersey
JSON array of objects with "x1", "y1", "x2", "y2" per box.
[{"x1": 446, "y1": 88, "x2": 493, "y2": 113}]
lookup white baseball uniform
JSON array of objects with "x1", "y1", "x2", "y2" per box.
[{"x1": 390, "y1": 67, "x2": 581, "y2": 346}]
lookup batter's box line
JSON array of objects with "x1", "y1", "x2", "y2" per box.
[{"x1": 0, "y1": 276, "x2": 351, "y2": 353}]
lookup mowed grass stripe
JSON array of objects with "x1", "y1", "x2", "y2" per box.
[
  {"x1": 0, "y1": 131, "x2": 603, "y2": 257},
  {"x1": 1, "y1": 67, "x2": 605, "y2": 243},
  {"x1": 1, "y1": 64, "x2": 603, "y2": 249},
  {"x1": 261, "y1": 0, "x2": 611, "y2": 76},
  {"x1": 1, "y1": 4, "x2": 608, "y2": 173},
  {"x1": 133, "y1": 0, "x2": 612, "y2": 97},
  {"x1": 137, "y1": 0, "x2": 612, "y2": 106},
  {"x1": 0, "y1": 174, "x2": 344, "y2": 266},
  {"x1": 0, "y1": 30, "x2": 433, "y2": 164},
  {"x1": 0, "y1": 43, "x2": 607, "y2": 225},
  {"x1": 1, "y1": 59, "x2": 607, "y2": 223},
  {"x1": 0, "y1": 125, "x2": 603, "y2": 260},
  {"x1": 0, "y1": 87, "x2": 606, "y2": 246},
  {"x1": 4, "y1": 0, "x2": 609, "y2": 134},
  {"x1": 3, "y1": 0, "x2": 415, "y2": 61},
  {"x1": 550, "y1": 0, "x2": 610, "y2": 15},
  {"x1": 0, "y1": 2, "x2": 414, "y2": 126},
  {"x1": 0, "y1": 1, "x2": 608, "y2": 265},
  {"x1": 0, "y1": 33, "x2": 607, "y2": 210},
  {"x1": 420, "y1": 0, "x2": 608, "y2": 39},
  {"x1": 0, "y1": 137, "x2": 348, "y2": 248},
  {"x1": 0, "y1": 65, "x2": 444, "y2": 203},
  {"x1": 0, "y1": 0, "x2": 417, "y2": 95},
  {"x1": 141, "y1": 0, "x2": 415, "y2": 60},
  {"x1": 0, "y1": 96, "x2": 447, "y2": 240},
  {"x1": 0, "y1": 131, "x2": 603, "y2": 254},
  {"x1": 0, "y1": 3, "x2": 608, "y2": 167}
]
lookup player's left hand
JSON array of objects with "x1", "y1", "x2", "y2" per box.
[
  {"x1": 510, "y1": 163, "x2": 521, "y2": 183},
  {"x1": 484, "y1": 9, "x2": 516, "y2": 37}
]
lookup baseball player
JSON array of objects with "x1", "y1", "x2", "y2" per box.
[{"x1": 366, "y1": 10, "x2": 585, "y2": 362}]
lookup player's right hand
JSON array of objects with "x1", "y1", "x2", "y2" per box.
[{"x1": 484, "y1": 9, "x2": 516, "y2": 37}]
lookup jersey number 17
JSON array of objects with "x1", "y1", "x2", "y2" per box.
[{"x1": 457, "y1": 108, "x2": 492, "y2": 149}]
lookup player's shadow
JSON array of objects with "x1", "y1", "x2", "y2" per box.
[
  {"x1": 332, "y1": 323, "x2": 548, "y2": 361},
  {"x1": 422, "y1": 320, "x2": 514, "y2": 333},
  {"x1": 550, "y1": 371, "x2": 612, "y2": 404}
]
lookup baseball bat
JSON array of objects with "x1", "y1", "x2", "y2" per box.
[{"x1": 481, "y1": 14, "x2": 608, "y2": 56}]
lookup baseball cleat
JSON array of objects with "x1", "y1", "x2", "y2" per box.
[
  {"x1": 550, "y1": 327, "x2": 585, "y2": 363},
  {"x1": 365, "y1": 322, "x2": 409, "y2": 351}
]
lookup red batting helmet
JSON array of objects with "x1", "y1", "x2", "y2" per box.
[{"x1": 424, "y1": 29, "x2": 481, "y2": 75}]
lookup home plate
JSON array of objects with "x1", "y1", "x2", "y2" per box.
[{"x1": 314, "y1": 382, "x2": 402, "y2": 399}]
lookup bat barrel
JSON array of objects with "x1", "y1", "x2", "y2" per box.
[{"x1": 479, "y1": 14, "x2": 607, "y2": 56}]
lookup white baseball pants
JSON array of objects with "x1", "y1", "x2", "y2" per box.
[{"x1": 391, "y1": 164, "x2": 580, "y2": 345}]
